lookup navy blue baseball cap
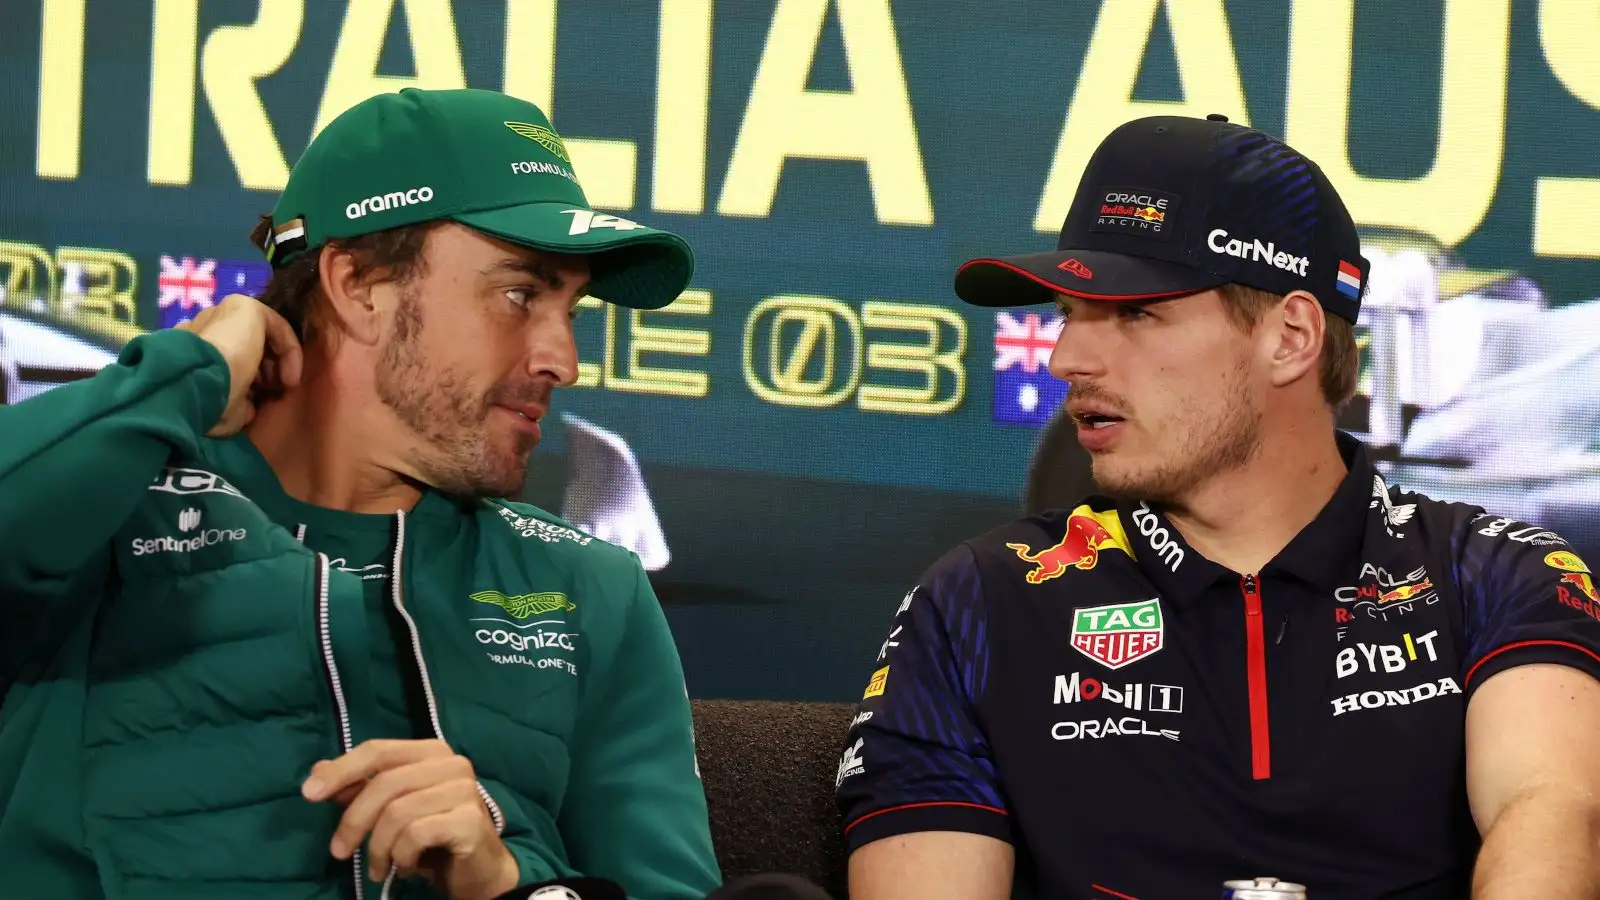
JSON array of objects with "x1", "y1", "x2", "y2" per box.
[{"x1": 954, "y1": 114, "x2": 1371, "y2": 322}]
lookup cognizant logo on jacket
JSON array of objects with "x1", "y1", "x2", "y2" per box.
[{"x1": 468, "y1": 589, "x2": 581, "y2": 675}]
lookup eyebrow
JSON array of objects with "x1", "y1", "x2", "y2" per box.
[{"x1": 482, "y1": 257, "x2": 592, "y2": 299}]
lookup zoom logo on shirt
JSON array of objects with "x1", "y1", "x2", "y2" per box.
[{"x1": 1129, "y1": 502, "x2": 1184, "y2": 571}]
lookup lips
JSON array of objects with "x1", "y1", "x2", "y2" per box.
[
  {"x1": 1067, "y1": 404, "x2": 1127, "y2": 453},
  {"x1": 1068, "y1": 404, "x2": 1126, "y2": 430},
  {"x1": 494, "y1": 403, "x2": 546, "y2": 440}
]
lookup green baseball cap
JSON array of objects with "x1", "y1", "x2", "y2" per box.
[{"x1": 262, "y1": 87, "x2": 693, "y2": 310}]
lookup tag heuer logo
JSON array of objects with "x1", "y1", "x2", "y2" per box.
[
  {"x1": 1070, "y1": 599, "x2": 1164, "y2": 669},
  {"x1": 505, "y1": 121, "x2": 571, "y2": 162},
  {"x1": 470, "y1": 590, "x2": 576, "y2": 619}
]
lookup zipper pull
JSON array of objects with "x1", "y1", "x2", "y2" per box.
[{"x1": 1243, "y1": 574, "x2": 1257, "y2": 594}]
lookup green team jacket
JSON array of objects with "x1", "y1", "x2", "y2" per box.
[{"x1": 0, "y1": 329, "x2": 722, "y2": 900}]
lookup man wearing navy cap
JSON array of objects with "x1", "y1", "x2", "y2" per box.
[{"x1": 837, "y1": 114, "x2": 1600, "y2": 899}]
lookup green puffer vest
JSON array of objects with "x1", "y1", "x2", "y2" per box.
[{"x1": 0, "y1": 329, "x2": 720, "y2": 900}]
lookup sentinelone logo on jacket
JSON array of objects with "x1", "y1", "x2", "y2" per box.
[{"x1": 134, "y1": 468, "x2": 249, "y2": 556}]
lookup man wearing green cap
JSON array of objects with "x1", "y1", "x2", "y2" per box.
[{"x1": 0, "y1": 88, "x2": 719, "y2": 900}]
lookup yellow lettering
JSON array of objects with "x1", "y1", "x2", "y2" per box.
[
  {"x1": 313, "y1": 0, "x2": 466, "y2": 138},
  {"x1": 743, "y1": 295, "x2": 861, "y2": 408},
  {"x1": 858, "y1": 302, "x2": 967, "y2": 415},
  {"x1": 37, "y1": 0, "x2": 87, "y2": 180},
  {"x1": 602, "y1": 290, "x2": 712, "y2": 397},
  {"x1": 652, "y1": 0, "x2": 714, "y2": 214},
  {"x1": 1534, "y1": 1, "x2": 1600, "y2": 258},
  {"x1": 53, "y1": 247, "x2": 139, "y2": 325},
  {"x1": 572, "y1": 295, "x2": 605, "y2": 387},
  {"x1": 199, "y1": 0, "x2": 303, "y2": 191},
  {"x1": 502, "y1": 0, "x2": 557, "y2": 112},
  {"x1": 0, "y1": 241, "x2": 56, "y2": 310},
  {"x1": 147, "y1": 0, "x2": 202, "y2": 186},
  {"x1": 1035, "y1": 0, "x2": 1248, "y2": 232},
  {"x1": 718, "y1": 0, "x2": 932, "y2": 225},
  {"x1": 501, "y1": 0, "x2": 638, "y2": 209},
  {"x1": 1285, "y1": 0, "x2": 1510, "y2": 248}
]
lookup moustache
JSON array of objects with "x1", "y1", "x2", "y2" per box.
[
  {"x1": 1067, "y1": 382, "x2": 1130, "y2": 413},
  {"x1": 486, "y1": 380, "x2": 554, "y2": 409}
]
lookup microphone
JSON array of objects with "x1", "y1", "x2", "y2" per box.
[{"x1": 492, "y1": 877, "x2": 627, "y2": 900}]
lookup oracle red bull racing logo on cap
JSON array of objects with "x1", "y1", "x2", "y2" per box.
[
  {"x1": 1070, "y1": 598, "x2": 1164, "y2": 669},
  {"x1": 1007, "y1": 507, "x2": 1131, "y2": 584},
  {"x1": 1092, "y1": 187, "x2": 1178, "y2": 239}
]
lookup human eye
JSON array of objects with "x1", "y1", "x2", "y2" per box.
[
  {"x1": 1117, "y1": 303, "x2": 1151, "y2": 320},
  {"x1": 504, "y1": 286, "x2": 537, "y2": 309}
]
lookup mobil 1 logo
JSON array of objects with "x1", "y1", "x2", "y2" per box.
[{"x1": 1053, "y1": 672, "x2": 1184, "y2": 713}]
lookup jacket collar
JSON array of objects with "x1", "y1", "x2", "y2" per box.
[{"x1": 202, "y1": 434, "x2": 471, "y2": 528}]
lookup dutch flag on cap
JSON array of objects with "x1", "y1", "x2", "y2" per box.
[{"x1": 1335, "y1": 260, "x2": 1363, "y2": 299}]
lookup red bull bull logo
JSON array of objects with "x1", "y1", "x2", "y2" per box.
[
  {"x1": 1562, "y1": 573, "x2": 1600, "y2": 604},
  {"x1": 1131, "y1": 206, "x2": 1165, "y2": 222},
  {"x1": 1547, "y1": 551, "x2": 1598, "y2": 604},
  {"x1": 1007, "y1": 507, "x2": 1132, "y2": 585},
  {"x1": 1378, "y1": 579, "x2": 1434, "y2": 605}
]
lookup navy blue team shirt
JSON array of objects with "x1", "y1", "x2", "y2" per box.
[{"x1": 837, "y1": 433, "x2": 1600, "y2": 900}]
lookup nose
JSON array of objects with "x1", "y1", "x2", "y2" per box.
[
  {"x1": 1048, "y1": 310, "x2": 1107, "y2": 383},
  {"x1": 525, "y1": 307, "x2": 580, "y2": 387}
]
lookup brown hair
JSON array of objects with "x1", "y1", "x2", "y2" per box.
[
  {"x1": 1217, "y1": 282, "x2": 1361, "y2": 407},
  {"x1": 246, "y1": 217, "x2": 441, "y2": 343}
]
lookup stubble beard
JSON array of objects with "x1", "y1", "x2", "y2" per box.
[
  {"x1": 1090, "y1": 360, "x2": 1264, "y2": 506},
  {"x1": 375, "y1": 286, "x2": 535, "y2": 499}
]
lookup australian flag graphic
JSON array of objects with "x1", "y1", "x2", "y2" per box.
[
  {"x1": 992, "y1": 310, "x2": 1067, "y2": 427},
  {"x1": 158, "y1": 256, "x2": 271, "y2": 329}
]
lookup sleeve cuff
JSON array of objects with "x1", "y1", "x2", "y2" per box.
[
  {"x1": 843, "y1": 801, "x2": 1011, "y2": 853},
  {"x1": 121, "y1": 328, "x2": 232, "y2": 434},
  {"x1": 506, "y1": 838, "x2": 563, "y2": 885},
  {"x1": 1465, "y1": 639, "x2": 1600, "y2": 700}
]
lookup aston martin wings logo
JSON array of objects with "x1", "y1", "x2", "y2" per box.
[
  {"x1": 505, "y1": 121, "x2": 571, "y2": 162},
  {"x1": 470, "y1": 590, "x2": 576, "y2": 619}
]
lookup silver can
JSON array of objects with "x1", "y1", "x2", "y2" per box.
[{"x1": 1222, "y1": 877, "x2": 1307, "y2": 900}]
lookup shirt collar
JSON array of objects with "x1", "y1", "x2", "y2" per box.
[
  {"x1": 1113, "y1": 432, "x2": 1376, "y2": 605},
  {"x1": 206, "y1": 434, "x2": 466, "y2": 526}
]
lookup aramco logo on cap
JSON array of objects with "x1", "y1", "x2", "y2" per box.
[{"x1": 505, "y1": 121, "x2": 571, "y2": 162}]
